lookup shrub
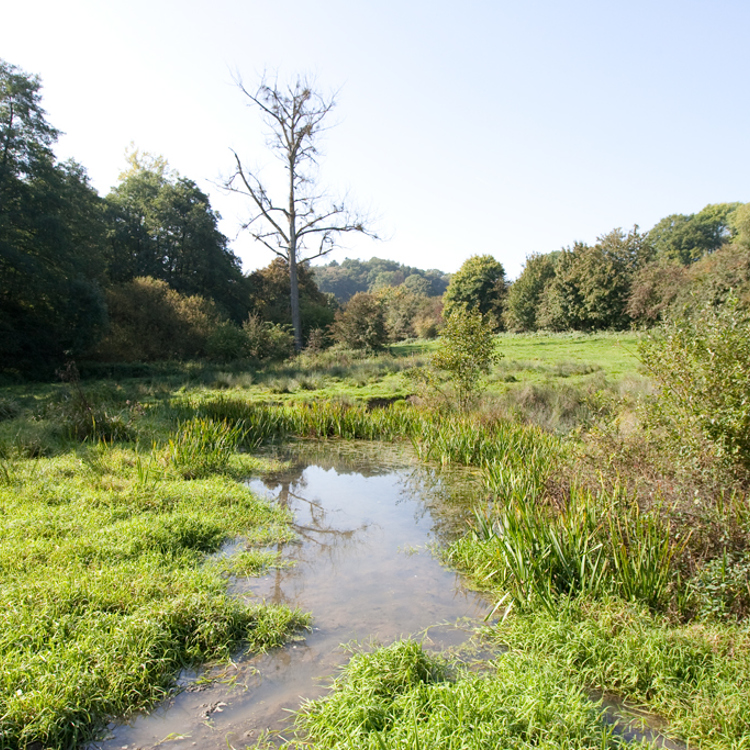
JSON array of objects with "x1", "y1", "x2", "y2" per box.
[
  {"x1": 93, "y1": 277, "x2": 220, "y2": 362},
  {"x1": 330, "y1": 292, "x2": 388, "y2": 350},
  {"x1": 242, "y1": 315, "x2": 294, "y2": 361},
  {"x1": 422, "y1": 307, "x2": 501, "y2": 411},
  {"x1": 205, "y1": 321, "x2": 249, "y2": 362},
  {"x1": 639, "y1": 296, "x2": 750, "y2": 480}
]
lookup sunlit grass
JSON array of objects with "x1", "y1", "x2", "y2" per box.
[
  {"x1": 287, "y1": 639, "x2": 649, "y2": 750},
  {"x1": 0, "y1": 447, "x2": 307, "y2": 749}
]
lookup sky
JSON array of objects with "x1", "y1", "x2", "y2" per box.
[{"x1": 2, "y1": 0, "x2": 749, "y2": 280}]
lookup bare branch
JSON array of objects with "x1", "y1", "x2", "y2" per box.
[{"x1": 226, "y1": 73, "x2": 377, "y2": 351}]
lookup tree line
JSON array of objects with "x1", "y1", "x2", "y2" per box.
[
  {"x1": 503, "y1": 204, "x2": 750, "y2": 332},
  {"x1": 3, "y1": 57, "x2": 748, "y2": 377}
]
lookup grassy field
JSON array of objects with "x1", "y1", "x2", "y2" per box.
[{"x1": 1, "y1": 331, "x2": 749, "y2": 749}]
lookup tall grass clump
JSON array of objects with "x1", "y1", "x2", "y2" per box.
[
  {"x1": 292, "y1": 639, "x2": 647, "y2": 749},
  {"x1": 167, "y1": 417, "x2": 247, "y2": 478},
  {"x1": 451, "y1": 486, "x2": 682, "y2": 615}
]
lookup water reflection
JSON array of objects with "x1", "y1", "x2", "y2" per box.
[{"x1": 90, "y1": 440, "x2": 489, "y2": 750}]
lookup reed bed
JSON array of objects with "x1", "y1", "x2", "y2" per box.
[{"x1": 450, "y1": 486, "x2": 681, "y2": 615}]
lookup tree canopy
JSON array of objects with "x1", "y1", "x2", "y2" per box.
[
  {"x1": 107, "y1": 150, "x2": 248, "y2": 322},
  {"x1": 1, "y1": 60, "x2": 109, "y2": 373},
  {"x1": 442, "y1": 255, "x2": 506, "y2": 326}
]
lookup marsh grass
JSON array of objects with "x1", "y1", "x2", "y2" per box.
[
  {"x1": 452, "y1": 486, "x2": 682, "y2": 614},
  {"x1": 496, "y1": 597, "x2": 750, "y2": 750},
  {"x1": 167, "y1": 417, "x2": 248, "y2": 478},
  {"x1": 289, "y1": 639, "x2": 647, "y2": 750},
  {"x1": 0, "y1": 448, "x2": 306, "y2": 749}
]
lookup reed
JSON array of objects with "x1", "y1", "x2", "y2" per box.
[
  {"x1": 456, "y1": 486, "x2": 682, "y2": 614},
  {"x1": 167, "y1": 417, "x2": 248, "y2": 478}
]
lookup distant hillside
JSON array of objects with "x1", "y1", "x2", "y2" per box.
[{"x1": 312, "y1": 257, "x2": 450, "y2": 303}]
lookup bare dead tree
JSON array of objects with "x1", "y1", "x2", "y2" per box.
[{"x1": 226, "y1": 75, "x2": 376, "y2": 351}]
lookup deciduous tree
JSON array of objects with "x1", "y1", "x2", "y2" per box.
[
  {"x1": 442, "y1": 255, "x2": 506, "y2": 327},
  {"x1": 226, "y1": 75, "x2": 376, "y2": 351}
]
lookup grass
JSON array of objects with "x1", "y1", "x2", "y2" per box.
[
  {"x1": 494, "y1": 596, "x2": 750, "y2": 750},
  {"x1": 2, "y1": 330, "x2": 749, "y2": 749},
  {"x1": 0, "y1": 444, "x2": 308, "y2": 749},
  {"x1": 285, "y1": 639, "x2": 652, "y2": 749}
]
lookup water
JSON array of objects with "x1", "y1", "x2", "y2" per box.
[{"x1": 91, "y1": 441, "x2": 491, "y2": 749}]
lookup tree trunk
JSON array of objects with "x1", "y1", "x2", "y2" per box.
[{"x1": 289, "y1": 253, "x2": 302, "y2": 352}]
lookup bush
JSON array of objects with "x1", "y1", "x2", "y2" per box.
[
  {"x1": 639, "y1": 296, "x2": 750, "y2": 480},
  {"x1": 423, "y1": 307, "x2": 500, "y2": 410},
  {"x1": 205, "y1": 321, "x2": 249, "y2": 362},
  {"x1": 330, "y1": 292, "x2": 388, "y2": 350},
  {"x1": 93, "y1": 277, "x2": 220, "y2": 362},
  {"x1": 242, "y1": 315, "x2": 294, "y2": 361}
]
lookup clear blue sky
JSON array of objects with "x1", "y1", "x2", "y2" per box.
[{"x1": 2, "y1": 0, "x2": 748, "y2": 279}]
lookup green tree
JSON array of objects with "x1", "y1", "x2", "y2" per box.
[
  {"x1": 430, "y1": 307, "x2": 500, "y2": 410},
  {"x1": 648, "y1": 203, "x2": 741, "y2": 265},
  {"x1": 330, "y1": 292, "x2": 387, "y2": 350},
  {"x1": 503, "y1": 252, "x2": 558, "y2": 331},
  {"x1": 0, "y1": 60, "x2": 109, "y2": 374},
  {"x1": 226, "y1": 75, "x2": 375, "y2": 351},
  {"x1": 730, "y1": 202, "x2": 750, "y2": 250},
  {"x1": 537, "y1": 227, "x2": 646, "y2": 331},
  {"x1": 107, "y1": 151, "x2": 248, "y2": 321},
  {"x1": 443, "y1": 255, "x2": 506, "y2": 326},
  {"x1": 626, "y1": 259, "x2": 688, "y2": 325},
  {"x1": 313, "y1": 257, "x2": 448, "y2": 302},
  {"x1": 247, "y1": 257, "x2": 335, "y2": 344}
]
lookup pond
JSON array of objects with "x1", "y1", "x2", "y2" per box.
[{"x1": 90, "y1": 441, "x2": 492, "y2": 749}]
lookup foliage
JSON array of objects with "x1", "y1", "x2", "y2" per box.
[
  {"x1": 247, "y1": 257, "x2": 334, "y2": 345},
  {"x1": 648, "y1": 202, "x2": 742, "y2": 265},
  {"x1": 205, "y1": 319, "x2": 250, "y2": 362},
  {"x1": 671, "y1": 241, "x2": 750, "y2": 313},
  {"x1": 313, "y1": 256, "x2": 449, "y2": 303},
  {"x1": 538, "y1": 228, "x2": 648, "y2": 331},
  {"x1": 330, "y1": 292, "x2": 388, "y2": 350},
  {"x1": 427, "y1": 307, "x2": 501, "y2": 410},
  {"x1": 731, "y1": 202, "x2": 750, "y2": 249},
  {"x1": 92, "y1": 277, "x2": 221, "y2": 362},
  {"x1": 242, "y1": 314, "x2": 295, "y2": 361},
  {"x1": 442, "y1": 254, "x2": 506, "y2": 326},
  {"x1": 626, "y1": 259, "x2": 688, "y2": 324},
  {"x1": 1, "y1": 60, "x2": 109, "y2": 374},
  {"x1": 376, "y1": 285, "x2": 442, "y2": 341},
  {"x1": 503, "y1": 252, "x2": 558, "y2": 331},
  {"x1": 639, "y1": 296, "x2": 750, "y2": 479},
  {"x1": 106, "y1": 150, "x2": 248, "y2": 322}
]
